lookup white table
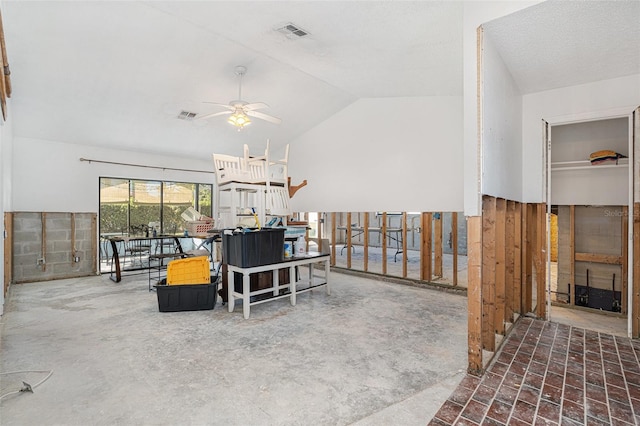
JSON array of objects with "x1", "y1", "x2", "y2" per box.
[{"x1": 226, "y1": 252, "x2": 331, "y2": 319}]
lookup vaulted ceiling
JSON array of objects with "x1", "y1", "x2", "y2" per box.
[{"x1": 2, "y1": 1, "x2": 638, "y2": 160}]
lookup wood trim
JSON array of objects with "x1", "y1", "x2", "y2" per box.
[
  {"x1": 363, "y1": 212, "x2": 369, "y2": 272},
  {"x1": 467, "y1": 215, "x2": 483, "y2": 375},
  {"x1": 452, "y1": 212, "x2": 458, "y2": 286},
  {"x1": 381, "y1": 212, "x2": 387, "y2": 275},
  {"x1": 331, "y1": 212, "x2": 336, "y2": 266},
  {"x1": 482, "y1": 196, "x2": 496, "y2": 351},
  {"x1": 495, "y1": 198, "x2": 506, "y2": 335},
  {"x1": 574, "y1": 253, "x2": 623, "y2": 265},
  {"x1": 434, "y1": 213, "x2": 443, "y2": 277},
  {"x1": 420, "y1": 212, "x2": 432, "y2": 282},
  {"x1": 402, "y1": 212, "x2": 408, "y2": 278}
]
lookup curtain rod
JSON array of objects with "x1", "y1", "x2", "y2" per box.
[{"x1": 79, "y1": 157, "x2": 214, "y2": 174}]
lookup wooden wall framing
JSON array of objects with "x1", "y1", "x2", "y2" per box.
[
  {"x1": 634, "y1": 203, "x2": 640, "y2": 336},
  {"x1": 325, "y1": 211, "x2": 459, "y2": 285},
  {"x1": 468, "y1": 196, "x2": 546, "y2": 374}
]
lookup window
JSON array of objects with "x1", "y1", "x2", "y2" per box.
[{"x1": 99, "y1": 177, "x2": 213, "y2": 237}]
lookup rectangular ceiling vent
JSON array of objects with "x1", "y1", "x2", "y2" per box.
[
  {"x1": 276, "y1": 23, "x2": 309, "y2": 39},
  {"x1": 177, "y1": 110, "x2": 197, "y2": 120}
]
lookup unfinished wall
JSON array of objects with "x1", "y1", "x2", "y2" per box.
[
  {"x1": 557, "y1": 205, "x2": 624, "y2": 310},
  {"x1": 12, "y1": 212, "x2": 96, "y2": 283},
  {"x1": 331, "y1": 212, "x2": 467, "y2": 255}
]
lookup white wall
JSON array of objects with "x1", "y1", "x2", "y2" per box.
[
  {"x1": 480, "y1": 31, "x2": 523, "y2": 201},
  {"x1": 522, "y1": 74, "x2": 640, "y2": 203},
  {"x1": 12, "y1": 137, "x2": 215, "y2": 212},
  {"x1": 462, "y1": 0, "x2": 542, "y2": 216},
  {"x1": 289, "y1": 96, "x2": 463, "y2": 213}
]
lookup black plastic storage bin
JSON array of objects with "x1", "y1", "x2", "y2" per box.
[
  {"x1": 156, "y1": 278, "x2": 218, "y2": 312},
  {"x1": 222, "y1": 228, "x2": 285, "y2": 268}
]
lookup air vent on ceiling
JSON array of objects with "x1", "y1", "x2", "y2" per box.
[
  {"x1": 275, "y1": 23, "x2": 309, "y2": 38},
  {"x1": 177, "y1": 110, "x2": 197, "y2": 120}
]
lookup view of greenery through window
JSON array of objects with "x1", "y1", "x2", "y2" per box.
[{"x1": 99, "y1": 177, "x2": 212, "y2": 236}]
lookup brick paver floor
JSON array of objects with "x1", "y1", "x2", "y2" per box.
[{"x1": 430, "y1": 317, "x2": 640, "y2": 425}]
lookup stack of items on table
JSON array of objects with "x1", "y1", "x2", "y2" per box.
[{"x1": 212, "y1": 139, "x2": 291, "y2": 230}]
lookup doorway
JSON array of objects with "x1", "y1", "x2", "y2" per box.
[{"x1": 546, "y1": 113, "x2": 635, "y2": 336}]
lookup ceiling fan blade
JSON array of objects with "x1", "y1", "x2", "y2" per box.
[
  {"x1": 202, "y1": 102, "x2": 234, "y2": 110},
  {"x1": 195, "y1": 110, "x2": 232, "y2": 120},
  {"x1": 246, "y1": 110, "x2": 282, "y2": 125},
  {"x1": 243, "y1": 102, "x2": 269, "y2": 111}
]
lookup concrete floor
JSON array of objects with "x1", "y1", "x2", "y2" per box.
[{"x1": 0, "y1": 269, "x2": 468, "y2": 425}]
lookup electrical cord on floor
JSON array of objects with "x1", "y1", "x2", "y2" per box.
[{"x1": 0, "y1": 369, "x2": 53, "y2": 401}]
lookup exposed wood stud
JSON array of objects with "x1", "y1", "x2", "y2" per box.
[
  {"x1": 633, "y1": 203, "x2": 640, "y2": 337},
  {"x1": 331, "y1": 212, "x2": 337, "y2": 266},
  {"x1": 622, "y1": 206, "x2": 628, "y2": 315},
  {"x1": 420, "y1": 212, "x2": 432, "y2": 282},
  {"x1": 574, "y1": 253, "x2": 623, "y2": 265},
  {"x1": 495, "y1": 198, "x2": 506, "y2": 335},
  {"x1": 41, "y1": 212, "x2": 47, "y2": 272},
  {"x1": 363, "y1": 212, "x2": 369, "y2": 272},
  {"x1": 536, "y1": 203, "x2": 546, "y2": 319},
  {"x1": 402, "y1": 212, "x2": 408, "y2": 278},
  {"x1": 452, "y1": 212, "x2": 458, "y2": 286},
  {"x1": 91, "y1": 214, "x2": 98, "y2": 274},
  {"x1": 523, "y1": 204, "x2": 533, "y2": 314},
  {"x1": 513, "y1": 202, "x2": 522, "y2": 315},
  {"x1": 4, "y1": 212, "x2": 13, "y2": 294},
  {"x1": 346, "y1": 212, "x2": 352, "y2": 269},
  {"x1": 482, "y1": 196, "x2": 496, "y2": 352},
  {"x1": 467, "y1": 215, "x2": 483, "y2": 375},
  {"x1": 570, "y1": 205, "x2": 575, "y2": 307},
  {"x1": 382, "y1": 212, "x2": 387, "y2": 275},
  {"x1": 71, "y1": 212, "x2": 76, "y2": 263},
  {"x1": 434, "y1": 212, "x2": 443, "y2": 277},
  {"x1": 316, "y1": 211, "x2": 323, "y2": 252},
  {"x1": 505, "y1": 201, "x2": 515, "y2": 323}
]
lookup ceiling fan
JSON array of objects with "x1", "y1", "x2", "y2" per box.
[{"x1": 196, "y1": 65, "x2": 281, "y2": 130}]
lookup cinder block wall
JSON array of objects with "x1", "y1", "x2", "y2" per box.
[
  {"x1": 557, "y1": 205, "x2": 623, "y2": 294},
  {"x1": 12, "y1": 212, "x2": 96, "y2": 283}
]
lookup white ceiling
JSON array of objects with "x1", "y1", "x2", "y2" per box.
[
  {"x1": 482, "y1": 0, "x2": 640, "y2": 94},
  {"x1": 2, "y1": 1, "x2": 639, "y2": 160}
]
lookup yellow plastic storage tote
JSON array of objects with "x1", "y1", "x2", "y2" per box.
[{"x1": 167, "y1": 256, "x2": 210, "y2": 285}]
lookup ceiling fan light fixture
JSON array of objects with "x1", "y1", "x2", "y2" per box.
[{"x1": 227, "y1": 111, "x2": 251, "y2": 129}]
